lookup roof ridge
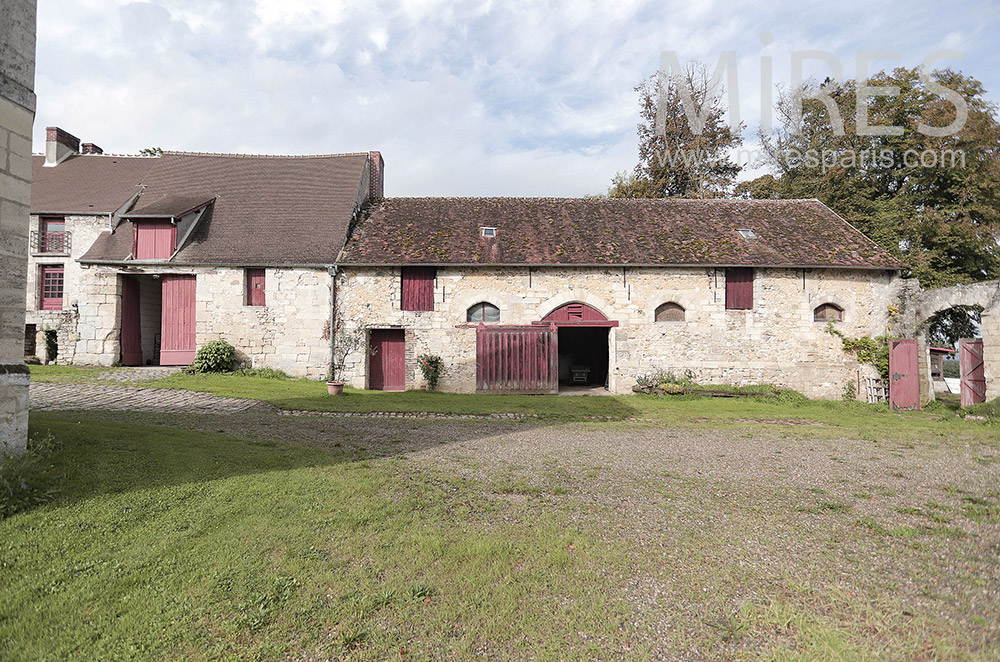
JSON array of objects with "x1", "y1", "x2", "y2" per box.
[
  {"x1": 380, "y1": 196, "x2": 826, "y2": 202},
  {"x1": 162, "y1": 150, "x2": 371, "y2": 159}
]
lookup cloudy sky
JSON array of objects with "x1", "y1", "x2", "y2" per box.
[{"x1": 33, "y1": 0, "x2": 1000, "y2": 196}]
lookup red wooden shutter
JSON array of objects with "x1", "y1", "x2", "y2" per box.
[
  {"x1": 246, "y1": 269, "x2": 266, "y2": 306},
  {"x1": 40, "y1": 266, "x2": 64, "y2": 310},
  {"x1": 134, "y1": 220, "x2": 177, "y2": 259},
  {"x1": 476, "y1": 325, "x2": 558, "y2": 394},
  {"x1": 121, "y1": 276, "x2": 143, "y2": 365},
  {"x1": 160, "y1": 275, "x2": 197, "y2": 365},
  {"x1": 725, "y1": 268, "x2": 753, "y2": 310},
  {"x1": 401, "y1": 267, "x2": 435, "y2": 311}
]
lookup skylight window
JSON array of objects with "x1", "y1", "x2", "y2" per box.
[
  {"x1": 737, "y1": 228, "x2": 757, "y2": 239},
  {"x1": 481, "y1": 227, "x2": 497, "y2": 238}
]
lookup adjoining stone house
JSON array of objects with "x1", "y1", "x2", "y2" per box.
[
  {"x1": 336, "y1": 197, "x2": 905, "y2": 398},
  {"x1": 26, "y1": 127, "x2": 383, "y2": 376},
  {"x1": 0, "y1": 0, "x2": 36, "y2": 455}
]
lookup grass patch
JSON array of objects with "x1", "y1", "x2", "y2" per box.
[{"x1": 26, "y1": 364, "x2": 110, "y2": 383}]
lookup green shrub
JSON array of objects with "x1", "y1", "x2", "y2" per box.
[
  {"x1": 233, "y1": 368, "x2": 289, "y2": 379},
  {"x1": 417, "y1": 354, "x2": 445, "y2": 390},
  {"x1": 191, "y1": 340, "x2": 238, "y2": 373},
  {"x1": 0, "y1": 434, "x2": 62, "y2": 520}
]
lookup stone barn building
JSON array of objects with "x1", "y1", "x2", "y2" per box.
[
  {"x1": 26, "y1": 127, "x2": 383, "y2": 376},
  {"x1": 335, "y1": 197, "x2": 905, "y2": 398}
]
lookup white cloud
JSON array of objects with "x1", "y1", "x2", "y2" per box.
[{"x1": 32, "y1": 0, "x2": 1000, "y2": 195}]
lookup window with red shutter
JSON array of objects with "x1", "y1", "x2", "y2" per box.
[
  {"x1": 40, "y1": 265, "x2": 64, "y2": 310},
  {"x1": 246, "y1": 268, "x2": 266, "y2": 306},
  {"x1": 133, "y1": 220, "x2": 177, "y2": 259},
  {"x1": 725, "y1": 267, "x2": 754, "y2": 310},
  {"x1": 401, "y1": 267, "x2": 435, "y2": 311}
]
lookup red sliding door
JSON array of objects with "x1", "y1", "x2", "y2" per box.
[{"x1": 161, "y1": 275, "x2": 197, "y2": 365}]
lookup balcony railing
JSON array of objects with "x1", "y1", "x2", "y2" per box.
[{"x1": 30, "y1": 231, "x2": 71, "y2": 254}]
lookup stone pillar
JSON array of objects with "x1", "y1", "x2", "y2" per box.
[
  {"x1": 0, "y1": 0, "x2": 37, "y2": 455},
  {"x1": 981, "y1": 308, "x2": 999, "y2": 401}
]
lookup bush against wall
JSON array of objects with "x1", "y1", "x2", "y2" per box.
[
  {"x1": 417, "y1": 354, "x2": 445, "y2": 390},
  {"x1": 192, "y1": 340, "x2": 238, "y2": 373}
]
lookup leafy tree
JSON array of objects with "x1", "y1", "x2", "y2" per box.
[
  {"x1": 745, "y1": 67, "x2": 1000, "y2": 344},
  {"x1": 610, "y1": 62, "x2": 744, "y2": 198},
  {"x1": 139, "y1": 147, "x2": 164, "y2": 156}
]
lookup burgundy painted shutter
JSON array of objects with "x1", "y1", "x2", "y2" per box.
[
  {"x1": 134, "y1": 220, "x2": 177, "y2": 259},
  {"x1": 401, "y1": 267, "x2": 435, "y2": 311},
  {"x1": 959, "y1": 339, "x2": 986, "y2": 407},
  {"x1": 121, "y1": 276, "x2": 143, "y2": 365},
  {"x1": 888, "y1": 339, "x2": 920, "y2": 411},
  {"x1": 40, "y1": 266, "x2": 64, "y2": 310},
  {"x1": 160, "y1": 275, "x2": 197, "y2": 365},
  {"x1": 369, "y1": 329, "x2": 406, "y2": 390},
  {"x1": 246, "y1": 269, "x2": 266, "y2": 306},
  {"x1": 476, "y1": 325, "x2": 558, "y2": 394},
  {"x1": 725, "y1": 268, "x2": 753, "y2": 310}
]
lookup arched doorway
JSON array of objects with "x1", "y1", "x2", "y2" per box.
[{"x1": 541, "y1": 303, "x2": 617, "y2": 391}]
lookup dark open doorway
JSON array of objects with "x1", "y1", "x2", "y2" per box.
[{"x1": 557, "y1": 326, "x2": 609, "y2": 390}]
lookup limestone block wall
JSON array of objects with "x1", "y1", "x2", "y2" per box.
[
  {"x1": 0, "y1": 0, "x2": 35, "y2": 454},
  {"x1": 24, "y1": 214, "x2": 110, "y2": 363},
  {"x1": 336, "y1": 266, "x2": 902, "y2": 399},
  {"x1": 194, "y1": 267, "x2": 331, "y2": 378},
  {"x1": 68, "y1": 265, "x2": 333, "y2": 376}
]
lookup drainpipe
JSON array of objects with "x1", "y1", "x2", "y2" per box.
[{"x1": 327, "y1": 265, "x2": 338, "y2": 381}]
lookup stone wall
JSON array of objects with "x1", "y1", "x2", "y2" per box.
[
  {"x1": 24, "y1": 214, "x2": 112, "y2": 363},
  {"x1": 0, "y1": 0, "x2": 35, "y2": 454},
  {"x1": 336, "y1": 265, "x2": 902, "y2": 398},
  {"x1": 68, "y1": 265, "x2": 332, "y2": 376}
]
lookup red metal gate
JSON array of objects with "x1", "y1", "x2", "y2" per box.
[
  {"x1": 369, "y1": 329, "x2": 405, "y2": 390},
  {"x1": 477, "y1": 325, "x2": 558, "y2": 394},
  {"x1": 889, "y1": 338, "x2": 920, "y2": 411},
  {"x1": 160, "y1": 275, "x2": 197, "y2": 365},
  {"x1": 121, "y1": 276, "x2": 143, "y2": 366},
  {"x1": 959, "y1": 338, "x2": 986, "y2": 408}
]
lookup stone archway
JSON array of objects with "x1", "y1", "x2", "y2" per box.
[{"x1": 899, "y1": 280, "x2": 1000, "y2": 403}]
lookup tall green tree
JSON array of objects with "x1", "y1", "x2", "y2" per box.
[
  {"x1": 610, "y1": 62, "x2": 744, "y2": 199},
  {"x1": 739, "y1": 67, "x2": 1000, "y2": 344}
]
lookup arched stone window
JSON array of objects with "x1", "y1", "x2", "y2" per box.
[
  {"x1": 467, "y1": 301, "x2": 500, "y2": 323},
  {"x1": 813, "y1": 303, "x2": 844, "y2": 322},
  {"x1": 655, "y1": 302, "x2": 685, "y2": 322}
]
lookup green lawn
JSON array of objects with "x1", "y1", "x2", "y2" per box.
[{"x1": 27, "y1": 364, "x2": 112, "y2": 383}]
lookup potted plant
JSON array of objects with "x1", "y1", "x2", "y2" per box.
[{"x1": 327, "y1": 321, "x2": 365, "y2": 395}]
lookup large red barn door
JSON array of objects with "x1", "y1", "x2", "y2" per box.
[
  {"x1": 121, "y1": 276, "x2": 143, "y2": 366},
  {"x1": 889, "y1": 339, "x2": 920, "y2": 411},
  {"x1": 477, "y1": 325, "x2": 558, "y2": 394},
  {"x1": 160, "y1": 275, "x2": 197, "y2": 365},
  {"x1": 959, "y1": 339, "x2": 986, "y2": 408},
  {"x1": 369, "y1": 329, "x2": 406, "y2": 391}
]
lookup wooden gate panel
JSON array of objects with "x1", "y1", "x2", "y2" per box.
[
  {"x1": 477, "y1": 325, "x2": 557, "y2": 394},
  {"x1": 369, "y1": 329, "x2": 406, "y2": 391},
  {"x1": 160, "y1": 275, "x2": 197, "y2": 365},
  {"x1": 889, "y1": 338, "x2": 920, "y2": 411},
  {"x1": 121, "y1": 276, "x2": 143, "y2": 366},
  {"x1": 959, "y1": 338, "x2": 986, "y2": 408}
]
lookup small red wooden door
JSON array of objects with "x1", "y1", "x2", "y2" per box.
[
  {"x1": 959, "y1": 339, "x2": 986, "y2": 408},
  {"x1": 121, "y1": 276, "x2": 143, "y2": 366},
  {"x1": 889, "y1": 339, "x2": 920, "y2": 411},
  {"x1": 476, "y1": 325, "x2": 558, "y2": 394},
  {"x1": 369, "y1": 329, "x2": 405, "y2": 390},
  {"x1": 160, "y1": 275, "x2": 197, "y2": 365}
]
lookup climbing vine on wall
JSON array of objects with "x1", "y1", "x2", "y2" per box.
[{"x1": 826, "y1": 322, "x2": 891, "y2": 382}]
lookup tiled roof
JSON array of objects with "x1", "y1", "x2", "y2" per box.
[
  {"x1": 340, "y1": 197, "x2": 903, "y2": 269},
  {"x1": 31, "y1": 154, "x2": 156, "y2": 214},
  {"x1": 36, "y1": 151, "x2": 370, "y2": 265}
]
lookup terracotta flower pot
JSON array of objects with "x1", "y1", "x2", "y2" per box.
[{"x1": 326, "y1": 381, "x2": 344, "y2": 395}]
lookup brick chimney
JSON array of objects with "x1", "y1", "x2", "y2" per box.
[
  {"x1": 44, "y1": 127, "x2": 80, "y2": 167},
  {"x1": 81, "y1": 142, "x2": 103, "y2": 155},
  {"x1": 368, "y1": 150, "x2": 384, "y2": 200}
]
